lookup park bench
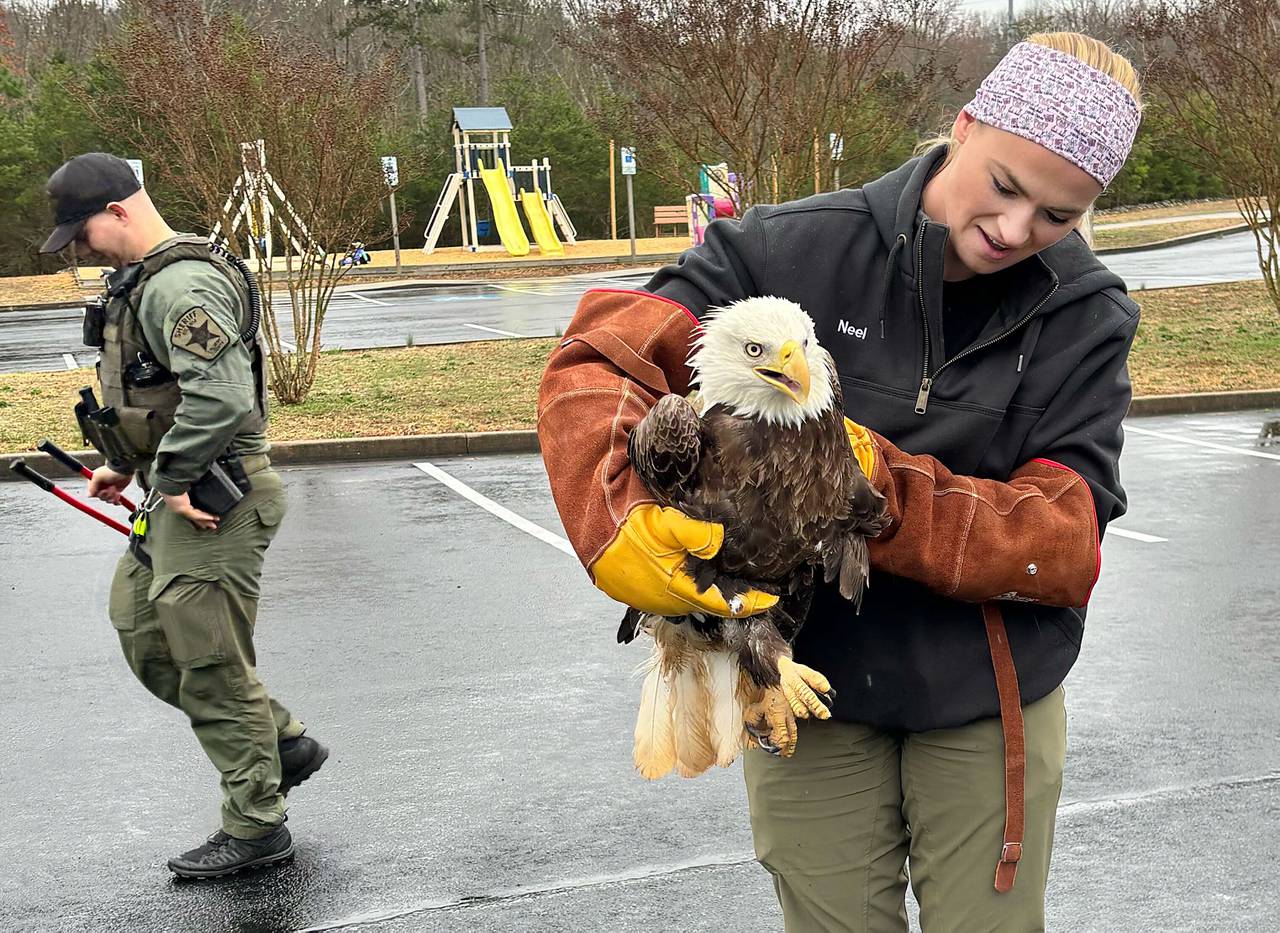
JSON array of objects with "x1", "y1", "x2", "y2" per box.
[{"x1": 653, "y1": 205, "x2": 689, "y2": 237}]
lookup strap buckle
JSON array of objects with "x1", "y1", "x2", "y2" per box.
[{"x1": 1000, "y1": 842, "x2": 1023, "y2": 864}]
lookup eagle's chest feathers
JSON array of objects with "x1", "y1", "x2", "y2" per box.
[{"x1": 704, "y1": 410, "x2": 851, "y2": 580}]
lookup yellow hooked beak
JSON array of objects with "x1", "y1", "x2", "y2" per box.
[{"x1": 753, "y1": 339, "x2": 811, "y2": 403}]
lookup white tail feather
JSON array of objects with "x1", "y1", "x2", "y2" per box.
[
  {"x1": 670, "y1": 653, "x2": 717, "y2": 778},
  {"x1": 705, "y1": 651, "x2": 745, "y2": 767},
  {"x1": 633, "y1": 648, "x2": 677, "y2": 780}
]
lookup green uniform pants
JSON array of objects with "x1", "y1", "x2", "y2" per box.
[
  {"x1": 107, "y1": 465, "x2": 304, "y2": 840},
  {"x1": 744, "y1": 686, "x2": 1066, "y2": 933}
]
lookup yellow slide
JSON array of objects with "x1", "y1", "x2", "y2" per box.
[
  {"x1": 520, "y1": 189, "x2": 564, "y2": 255},
  {"x1": 478, "y1": 159, "x2": 530, "y2": 256}
]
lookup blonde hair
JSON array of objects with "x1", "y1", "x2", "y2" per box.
[{"x1": 913, "y1": 33, "x2": 1142, "y2": 244}]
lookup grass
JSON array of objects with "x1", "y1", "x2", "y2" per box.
[
  {"x1": 0, "y1": 338, "x2": 558, "y2": 454},
  {"x1": 1098, "y1": 198, "x2": 1239, "y2": 225},
  {"x1": 1128, "y1": 280, "x2": 1280, "y2": 396},
  {"x1": 2, "y1": 281, "x2": 1278, "y2": 455},
  {"x1": 0, "y1": 271, "x2": 83, "y2": 306},
  {"x1": 1093, "y1": 218, "x2": 1248, "y2": 250}
]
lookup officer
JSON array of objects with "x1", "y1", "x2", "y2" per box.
[{"x1": 40, "y1": 153, "x2": 328, "y2": 879}]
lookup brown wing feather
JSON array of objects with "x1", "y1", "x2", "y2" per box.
[
  {"x1": 825, "y1": 469, "x2": 890, "y2": 608},
  {"x1": 629, "y1": 393, "x2": 704, "y2": 506}
]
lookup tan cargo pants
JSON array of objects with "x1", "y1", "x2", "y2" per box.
[{"x1": 744, "y1": 686, "x2": 1067, "y2": 933}]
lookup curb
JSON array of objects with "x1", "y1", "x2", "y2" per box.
[
  {"x1": 0, "y1": 430, "x2": 542, "y2": 483},
  {"x1": 339, "y1": 253, "x2": 681, "y2": 278},
  {"x1": 1127, "y1": 388, "x2": 1280, "y2": 417},
  {"x1": 0, "y1": 300, "x2": 83, "y2": 314},
  {"x1": 0, "y1": 261, "x2": 675, "y2": 314},
  {"x1": 5, "y1": 390, "x2": 1279, "y2": 483},
  {"x1": 1094, "y1": 223, "x2": 1251, "y2": 255}
]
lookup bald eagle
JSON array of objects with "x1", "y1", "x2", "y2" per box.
[{"x1": 621, "y1": 296, "x2": 889, "y2": 778}]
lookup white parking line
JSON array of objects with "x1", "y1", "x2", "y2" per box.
[
  {"x1": 413, "y1": 462, "x2": 575, "y2": 556},
  {"x1": 62, "y1": 353, "x2": 77, "y2": 370},
  {"x1": 1126, "y1": 424, "x2": 1280, "y2": 461},
  {"x1": 296, "y1": 852, "x2": 757, "y2": 931},
  {"x1": 348, "y1": 292, "x2": 392, "y2": 307},
  {"x1": 462, "y1": 322, "x2": 527, "y2": 338},
  {"x1": 1108, "y1": 527, "x2": 1168, "y2": 543},
  {"x1": 415, "y1": 462, "x2": 1170, "y2": 556}
]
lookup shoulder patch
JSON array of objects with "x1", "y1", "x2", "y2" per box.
[{"x1": 171, "y1": 307, "x2": 231, "y2": 360}]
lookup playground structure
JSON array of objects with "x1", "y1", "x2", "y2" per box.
[
  {"x1": 212, "y1": 139, "x2": 322, "y2": 262},
  {"x1": 686, "y1": 161, "x2": 741, "y2": 245},
  {"x1": 423, "y1": 107, "x2": 577, "y2": 257}
]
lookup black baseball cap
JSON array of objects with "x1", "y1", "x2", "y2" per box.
[{"x1": 40, "y1": 153, "x2": 142, "y2": 254}]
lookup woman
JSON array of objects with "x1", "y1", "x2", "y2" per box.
[{"x1": 538, "y1": 32, "x2": 1142, "y2": 931}]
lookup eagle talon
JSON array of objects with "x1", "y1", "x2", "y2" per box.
[
  {"x1": 745, "y1": 723, "x2": 782, "y2": 756},
  {"x1": 777, "y1": 656, "x2": 833, "y2": 720},
  {"x1": 743, "y1": 687, "x2": 798, "y2": 758}
]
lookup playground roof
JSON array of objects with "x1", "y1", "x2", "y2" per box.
[{"x1": 453, "y1": 107, "x2": 513, "y2": 132}]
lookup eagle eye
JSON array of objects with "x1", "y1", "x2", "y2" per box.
[{"x1": 744, "y1": 342, "x2": 764, "y2": 359}]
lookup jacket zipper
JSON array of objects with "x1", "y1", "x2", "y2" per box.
[
  {"x1": 914, "y1": 223, "x2": 932, "y2": 414},
  {"x1": 913, "y1": 223, "x2": 1061, "y2": 415}
]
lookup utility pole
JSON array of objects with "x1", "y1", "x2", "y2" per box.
[
  {"x1": 1007, "y1": 0, "x2": 1015, "y2": 49},
  {"x1": 609, "y1": 139, "x2": 618, "y2": 240}
]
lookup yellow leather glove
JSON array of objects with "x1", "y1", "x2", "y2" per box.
[
  {"x1": 592, "y1": 503, "x2": 780, "y2": 617},
  {"x1": 844, "y1": 418, "x2": 877, "y2": 480}
]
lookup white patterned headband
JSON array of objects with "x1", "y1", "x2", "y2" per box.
[{"x1": 963, "y1": 41, "x2": 1141, "y2": 187}]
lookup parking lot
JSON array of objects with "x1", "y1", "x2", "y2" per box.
[{"x1": 1, "y1": 407, "x2": 1277, "y2": 931}]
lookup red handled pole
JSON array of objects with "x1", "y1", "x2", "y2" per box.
[
  {"x1": 35, "y1": 438, "x2": 136, "y2": 512},
  {"x1": 9, "y1": 459, "x2": 130, "y2": 537}
]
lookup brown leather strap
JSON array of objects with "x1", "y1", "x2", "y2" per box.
[
  {"x1": 571, "y1": 330, "x2": 672, "y2": 398},
  {"x1": 983, "y1": 602, "x2": 1026, "y2": 894}
]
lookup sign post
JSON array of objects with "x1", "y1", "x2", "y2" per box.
[
  {"x1": 381, "y1": 156, "x2": 401, "y2": 273},
  {"x1": 621, "y1": 146, "x2": 637, "y2": 260},
  {"x1": 609, "y1": 139, "x2": 618, "y2": 240}
]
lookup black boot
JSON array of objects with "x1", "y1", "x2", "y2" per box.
[
  {"x1": 279, "y1": 735, "x2": 329, "y2": 796},
  {"x1": 167, "y1": 825, "x2": 293, "y2": 879}
]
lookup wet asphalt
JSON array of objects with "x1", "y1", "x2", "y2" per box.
[
  {"x1": 1, "y1": 224, "x2": 1275, "y2": 374},
  {"x1": 0, "y1": 273, "x2": 651, "y2": 374},
  {"x1": 0, "y1": 407, "x2": 1278, "y2": 931}
]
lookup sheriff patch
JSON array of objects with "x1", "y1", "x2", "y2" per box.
[{"x1": 170, "y1": 307, "x2": 231, "y2": 360}]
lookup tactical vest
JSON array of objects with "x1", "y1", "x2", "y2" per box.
[{"x1": 85, "y1": 235, "x2": 269, "y2": 464}]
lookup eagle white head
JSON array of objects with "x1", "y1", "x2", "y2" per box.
[{"x1": 688, "y1": 296, "x2": 837, "y2": 429}]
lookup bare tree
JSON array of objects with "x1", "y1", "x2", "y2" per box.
[
  {"x1": 89, "y1": 0, "x2": 401, "y2": 403},
  {"x1": 566, "y1": 0, "x2": 945, "y2": 207},
  {"x1": 0, "y1": 6, "x2": 15, "y2": 73},
  {"x1": 4, "y1": 0, "x2": 119, "y2": 73},
  {"x1": 1133, "y1": 0, "x2": 1280, "y2": 315}
]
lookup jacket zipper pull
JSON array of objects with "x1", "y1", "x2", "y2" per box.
[{"x1": 915, "y1": 377, "x2": 933, "y2": 415}]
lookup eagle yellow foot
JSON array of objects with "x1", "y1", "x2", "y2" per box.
[
  {"x1": 777, "y1": 656, "x2": 834, "y2": 721},
  {"x1": 744, "y1": 687, "x2": 797, "y2": 758}
]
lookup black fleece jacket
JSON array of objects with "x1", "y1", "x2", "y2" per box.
[{"x1": 645, "y1": 146, "x2": 1139, "y2": 731}]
